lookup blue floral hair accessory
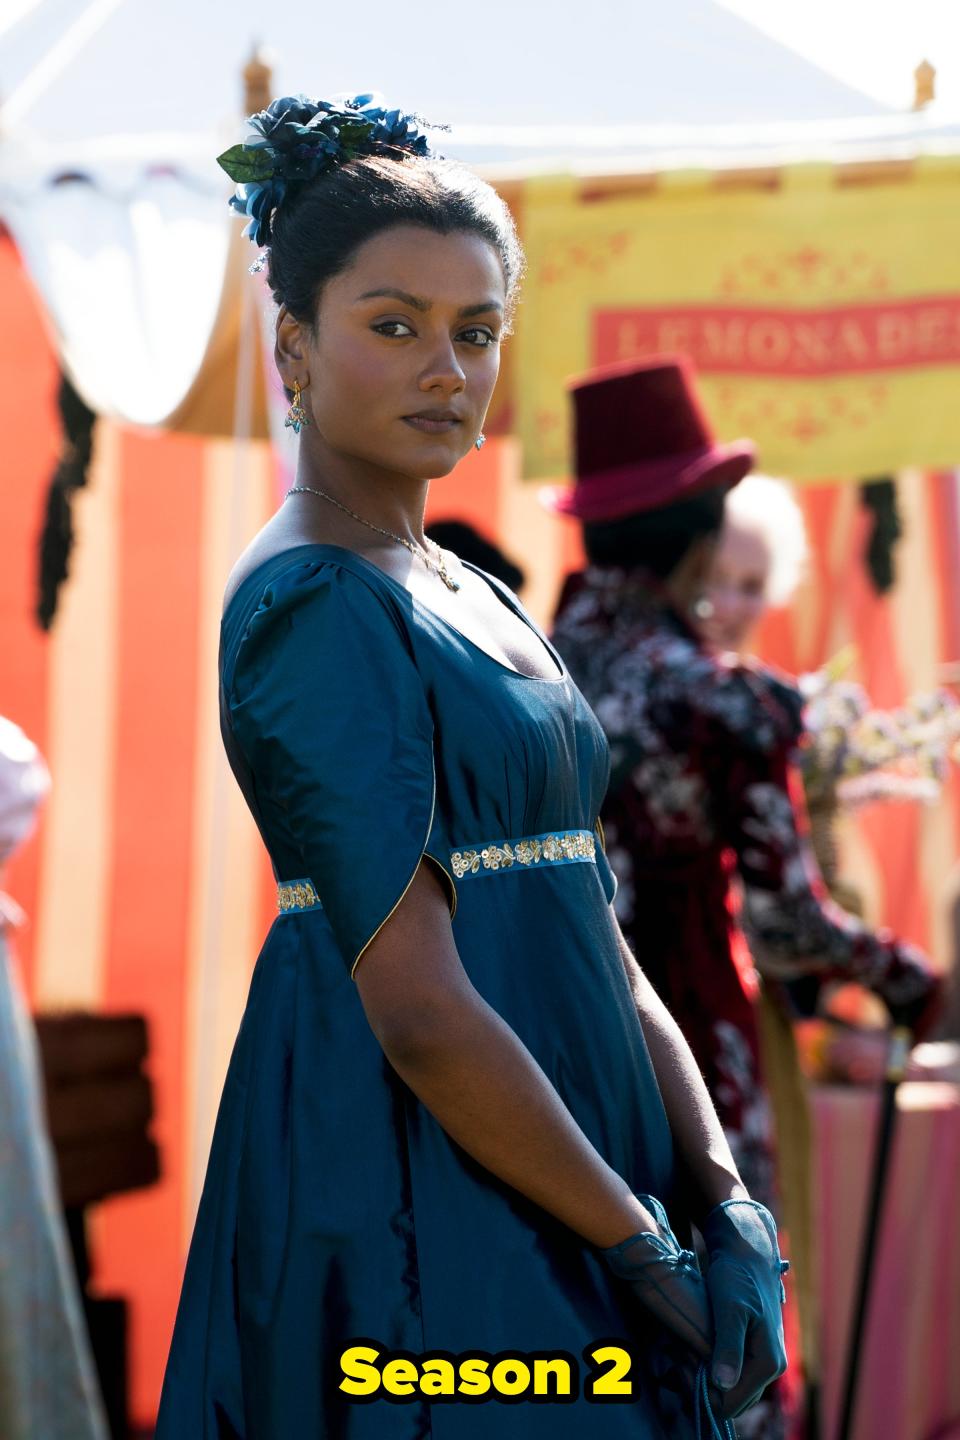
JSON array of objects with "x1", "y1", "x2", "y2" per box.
[{"x1": 217, "y1": 92, "x2": 443, "y2": 248}]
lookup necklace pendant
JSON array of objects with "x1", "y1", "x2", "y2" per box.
[{"x1": 433, "y1": 551, "x2": 461, "y2": 592}]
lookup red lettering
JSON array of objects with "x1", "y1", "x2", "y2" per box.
[
  {"x1": 657, "y1": 318, "x2": 693, "y2": 353},
  {"x1": 747, "y1": 321, "x2": 791, "y2": 367},
  {"x1": 702, "y1": 319, "x2": 745, "y2": 365},
  {"x1": 876, "y1": 313, "x2": 913, "y2": 362},
  {"x1": 615, "y1": 320, "x2": 642, "y2": 360},
  {"x1": 792, "y1": 322, "x2": 831, "y2": 368},
  {"x1": 914, "y1": 308, "x2": 951, "y2": 359},
  {"x1": 595, "y1": 296, "x2": 960, "y2": 377},
  {"x1": 836, "y1": 320, "x2": 870, "y2": 364}
]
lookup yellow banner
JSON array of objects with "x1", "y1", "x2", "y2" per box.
[{"x1": 514, "y1": 161, "x2": 960, "y2": 480}]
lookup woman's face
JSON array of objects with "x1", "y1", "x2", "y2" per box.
[
  {"x1": 279, "y1": 224, "x2": 506, "y2": 481},
  {"x1": 702, "y1": 520, "x2": 772, "y2": 651}
]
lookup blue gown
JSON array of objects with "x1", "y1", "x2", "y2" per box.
[{"x1": 156, "y1": 545, "x2": 690, "y2": 1439}]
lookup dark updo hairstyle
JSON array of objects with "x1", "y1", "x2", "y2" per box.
[
  {"x1": 582, "y1": 488, "x2": 728, "y2": 579},
  {"x1": 268, "y1": 153, "x2": 523, "y2": 333},
  {"x1": 218, "y1": 95, "x2": 523, "y2": 399}
]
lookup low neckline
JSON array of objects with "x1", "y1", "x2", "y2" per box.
[{"x1": 223, "y1": 541, "x2": 569, "y2": 685}]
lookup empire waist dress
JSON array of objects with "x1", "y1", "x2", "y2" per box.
[{"x1": 155, "y1": 545, "x2": 688, "y2": 1440}]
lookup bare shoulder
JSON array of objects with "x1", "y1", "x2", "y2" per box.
[
  {"x1": 221, "y1": 507, "x2": 401, "y2": 615},
  {"x1": 222, "y1": 516, "x2": 307, "y2": 614},
  {"x1": 224, "y1": 512, "x2": 343, "y2": 613}
]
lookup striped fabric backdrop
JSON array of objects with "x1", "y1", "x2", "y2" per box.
[
  {"x1": 753, "y1": 473, "x2": 960, "y2": 965},
  {"x1": 1, "y1": 235, "x2": 957, "y2": 1424}
]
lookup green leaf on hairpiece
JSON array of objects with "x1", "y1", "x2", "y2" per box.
[
  {"x1": 216, "y1": 143, "x2": 277, "y2": 183},
  {"x1": 336, "y1": 118, "x2": 375, "y2": 150}
]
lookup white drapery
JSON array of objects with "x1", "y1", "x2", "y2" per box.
[{"x1": 1, "y1": 145, "x2": 233, "y2": 426}]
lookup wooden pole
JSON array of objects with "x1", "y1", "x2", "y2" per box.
[
  {"x1": 913, "y1": 60, "x2": 936, "y2": 112},
  {"x1": 243, "y1": 45, "x2": 273, "y2": 116},
  {"x1": 835, "y1": 1026, "x2": 912, "y2": 1440}
]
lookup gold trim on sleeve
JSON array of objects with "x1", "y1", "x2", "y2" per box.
[{"x1": 350, "y1": 757, "x2": 456, "y2": 980}]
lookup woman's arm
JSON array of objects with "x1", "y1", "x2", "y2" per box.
[
  {"x1": 725, "y1": 750, "x2": 941, "y2": 1033},
  {"x1": 355, "y1": 860, "x2": 658, "y2": 1249},
  {"x1": 358, "y1": 859, "x2": 784, "y2": 1411},
  {"x1": 612, "y1": 922, "x2": 749, "y2": 1221}
]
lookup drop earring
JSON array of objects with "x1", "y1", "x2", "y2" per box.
[
  {"x1": 474, "y1": 432, "x2": 486, "y2": 451},
  {"x1": 285, "y1": 379, "x2": 309, "y2": 435}
]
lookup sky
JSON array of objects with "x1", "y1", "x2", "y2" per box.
[
  {"x1": 0, "y1": 0, "x2": 957, "y2": 158},
  {"x1": 720, "y1": 0, "x2": 960, "y2": 112}
]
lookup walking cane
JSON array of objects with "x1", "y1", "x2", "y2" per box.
[{"x1": 835, "y1": 1024, "x2": 912, "y2": 1440}]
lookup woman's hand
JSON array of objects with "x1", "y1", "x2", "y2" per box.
[
  {"x1": 700, "y1": 1199, "x2": 789, "y2": 1418},
  {"x1": 876, "y1": 941, "x2": 943, "y2": 1039},
  {"x1": 602, "y1": 1194, "x2": 712, "y2": 1359}
]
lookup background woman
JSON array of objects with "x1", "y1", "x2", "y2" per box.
[
  {"x1": 701, "y1": 473, "x2": 941, "y2": 1062},
  {"x1": 549, "y1": 357, "x2": 941, "y2": 1439},
  {"x1": 0, "y1": 716, "x2": 108, "y2": 1440},
  {"x1": 702, "y1": 474, "x2": 808, "y2": 656},
  {"x1": 155, "y1": 96, "x2": 787, "y2": 1439}
]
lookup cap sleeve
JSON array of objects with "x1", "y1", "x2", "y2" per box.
[{"x1": 226, "y1": 559, "x2": 455, "y2": 976}]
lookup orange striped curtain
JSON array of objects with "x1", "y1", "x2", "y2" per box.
[{"x1": 753, "y1": 473, "x2": 960, "y2": 965}]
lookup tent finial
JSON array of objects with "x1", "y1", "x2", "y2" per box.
[
  {"x1": 913, "y1": 59, "x2": 935, "y2": 111},
  {"x1": 243, "y1": 44, "x2": 273, "y2": 115}
]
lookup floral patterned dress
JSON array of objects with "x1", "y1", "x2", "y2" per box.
[{"x1": 552, "y1": 568, "x2": 935, "y2": 1439}]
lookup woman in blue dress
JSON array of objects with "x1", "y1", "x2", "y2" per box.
[{"x1": 156, "y1": 95, "x2": 788, "y2": 1439}]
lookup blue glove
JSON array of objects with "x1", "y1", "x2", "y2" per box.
[
  {"x1": 604, "y1": 1198, "x2": 738, "y2": 1439},
  {"x1": 701, "y1": 1198, "x2": 789, "y2": 1418},
  {"x1": 602, "y1": 1194, "x2": 712, "y2": 1359}
]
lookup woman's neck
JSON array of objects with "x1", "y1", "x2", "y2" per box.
[{"x1": 295, "y1": 437, "x2": 431, "y2": 547}]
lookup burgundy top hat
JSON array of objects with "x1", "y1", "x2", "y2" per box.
[{"x1": 542, "y1": 355, "x2": 755, "y2": 522}]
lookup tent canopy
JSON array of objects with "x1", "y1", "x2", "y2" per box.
[
  {"x1": 2, "y1": 0, "x2": 959, "y2": 446},
  {"x1": 2, "y1": 0, "x2": 891, "y2": 154}
]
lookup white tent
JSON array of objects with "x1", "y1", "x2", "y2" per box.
[
  {"x1": 2, "y1": 0, "x2": 959, "y2": 428},
  {"x1": 1, "y1": 0, "x2": 892, "y2": 148}
]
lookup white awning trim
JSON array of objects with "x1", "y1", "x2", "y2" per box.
[{"x1": 3, "y1": 170, "x2": 232, "y2": 426}]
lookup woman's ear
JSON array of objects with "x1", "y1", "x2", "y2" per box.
[
  {"x1": 668, "y1": 532, "x2": 719, "y2": 613},
  {"x1": 275, "y1": 305, "x2": 310, "y2": 398}
]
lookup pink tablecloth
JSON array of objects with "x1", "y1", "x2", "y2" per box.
[{"x1": 812, "y1": 1082, "x2": 960, "y2": 1440}]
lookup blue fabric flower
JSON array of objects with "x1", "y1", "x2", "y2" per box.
[{"x1": 216, "y1": 92, "x2": 443, "y2": 246}]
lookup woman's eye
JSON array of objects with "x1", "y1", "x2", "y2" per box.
[
  {"x1": 458, "y1": 327, "x2": 498, "y2": 348},
  {"x1": 373, "y1": 320, "x2": 416, "y2": 338}
]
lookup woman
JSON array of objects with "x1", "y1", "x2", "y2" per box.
[
  {"x1": 156, "y1": 97, "x2": 787, "y2": 1438},
  {"x1": 699, "y1": 471, "x2": 946, "y2": 1396},
  {"x1": 701, "y1": 474, "x2": 807, "y2": 655},
  {"x1": 548, "y1": 357, "x2": 941, "y2": 1439},
  {"x1": 0, "y1": 717, "x2": 108, "y2": 1440},
  {"x1": 701, "y1": 474, "x2": 938, "y2": 1058}
]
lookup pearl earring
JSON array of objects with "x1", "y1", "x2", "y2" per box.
[{"x1": 692, "y1": 596, "x2": 714, "y2": 621}]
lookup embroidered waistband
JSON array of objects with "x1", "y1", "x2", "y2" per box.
[
  {"x1": 277, "y1": 878, "x2": 322, "y2": 914},
  {"x1": 279, "y1": 829, "x2": 597, "y2": 911},
  {"x1": 450, "y1": 828, "x2": 596, "y2": 880}
]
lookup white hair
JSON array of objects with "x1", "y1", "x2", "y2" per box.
[{"x1": 723, "y1": 474, "x2": 809, "y2": 607}]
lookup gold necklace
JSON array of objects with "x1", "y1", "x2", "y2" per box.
[{"x1": 286, "y1": 484, "x2": 461, "y2": 592}]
